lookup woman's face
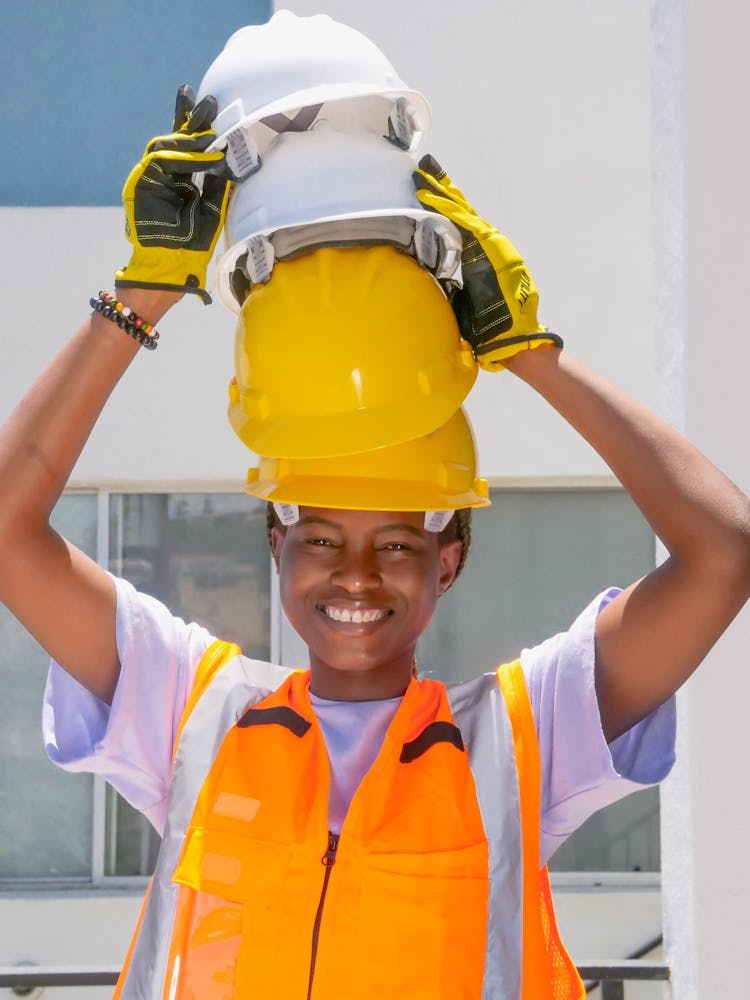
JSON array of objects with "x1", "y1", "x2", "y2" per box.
[{"x1": 271, "y1": 507, "x2": 462, "y2": 700}]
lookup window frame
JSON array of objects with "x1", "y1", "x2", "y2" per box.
[
  {"x1": 91, "y1": 486, "x2": 282, "y2": 890},
  {"x1": 500, "y1": 477, "x2": 661, "y2": 891},
  {"x1": 1, "y1": 481, "x2": 661, "y2": 891}
]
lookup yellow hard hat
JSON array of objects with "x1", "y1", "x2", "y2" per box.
[
  {"x1": 243, "y1": 407, "x2": 490, "y2": 515},
  {"x1": 227, "y1": 245, "x2": 477, "y2": 459}
]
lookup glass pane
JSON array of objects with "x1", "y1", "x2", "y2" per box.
[
  {"x1": 419, "y1": 488, "x2": 659, "y2": 873},
  {"x1": 0, "y1": 495, "x2": 97, "y2": 879},
  {"x1": 109, "y1": 493, "x2": 271, "y2": 655},
  {"x1": 106, "y1": 492, "x2": 271, "y2": 876},
  {"x1": 548, "y1": 786, "x2": 661, "y2": 872},
  {"x1": 419, "y1": 489, "x2": 655, "y2": 681},
  {"x1": 104, "y1": 785, "x2": 160, "y2": 877}
]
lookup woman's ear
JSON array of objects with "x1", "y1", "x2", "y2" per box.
[
  {"x1": 269, "y1": 525, "x2": 286, "y2": 573},
  {"x1": 438, "y1": 538, "x2": 463, "y2": 595}
]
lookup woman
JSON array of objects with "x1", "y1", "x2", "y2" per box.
[{"x1": 1, "y1": 92, "x2": 749, "y2": 999}]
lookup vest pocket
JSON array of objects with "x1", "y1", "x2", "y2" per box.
[
  {"x1": 167, "y1": 826, "x2": 292, "y2": 998},
  {"x1": 352, "y1": 841, "x2": 490, "y2": 999}
]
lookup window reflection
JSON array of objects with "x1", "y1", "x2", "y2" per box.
[
  {"x1": 109, "y1": 493, "x2": 270, "y2": 657},
  {"x1": 419, "y1": 488, "x2": 660, "y2": 873},
  {"x1": 0, "y1": 488, "x2": 661, "y2": 880},
  {"x1": 0, "y1": 495, "x2": 96, "y2": 879},
  {"x1": 106, "y1": 492, "x2": 271, "y2": 875}
]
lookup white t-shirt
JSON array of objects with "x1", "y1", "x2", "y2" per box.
[{"x1": 43, "y1": 577, "x2": 676, "y2": 866}]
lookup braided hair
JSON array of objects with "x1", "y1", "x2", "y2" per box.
[{"x1": 442, "y1": 507, "x2": 472, "y2": 586}]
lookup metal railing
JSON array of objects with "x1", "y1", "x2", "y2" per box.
[
  {"x1": 0, "y1": 960, "x2": 670, "y2": 996},
  {"x1": 578, "y1": 959, "x2": 670, "y2": 998},
  {"x1": 579, "y1": 932, "x2": 668, "y2": 997}
]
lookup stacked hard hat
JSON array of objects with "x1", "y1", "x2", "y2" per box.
[{"x1": 199, "y1": 10, "x2": 489, "y2": 523}]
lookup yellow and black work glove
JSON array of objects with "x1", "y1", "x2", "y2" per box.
[
  {"x1": 413, "y1": 155, "x2": 563, "y2": 371},
  {"x1": 115, "y1": 85, "x2": 231, "y2": 304}
]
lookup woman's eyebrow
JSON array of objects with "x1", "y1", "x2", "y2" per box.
[
  {"x1": 296, "y1": 516, "x2": 342, "y2": 529},
  {"x1": 295, "y1": 516, "x2": 424, "y2": 537},
  {"x1": 374, "y1": 523, "x2": 424, "y2": 537}
]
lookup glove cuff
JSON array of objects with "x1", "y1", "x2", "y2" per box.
[
  {"x1": 115, "y1": 250, "x2": 212, "y2": 305},
  {"x1": 477, "y1": 332, "x2": 564, "y2": 372},
  {"x1": 114, "y1": 276, "x2": 211, "y2": 305}
]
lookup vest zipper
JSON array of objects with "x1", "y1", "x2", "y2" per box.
[{"x1": 306, "y1": 831, "x2": 339, "y2": 1000}]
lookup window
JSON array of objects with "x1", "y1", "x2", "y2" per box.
[
  {"x1": 105, "y1": 493, "x2": 272, "y2": 877},
  {"x1": 418, "y1": 488, "x2": 654, "y2": 679},
  {"x1": 418, "y1": 487, "x2": 659, "y2": 873},
  {"x1": 0, "y1": 496, "x2": 97, "y2": 879},
  {"x1": 108, "y1": 494, "x2": 270, "y2": 657},
  {"x1": 0, "y1": 486, "x2": 658, "y2": 883},
  {"x1": 0, "y1": 491, "x2": 271, "y2": 883}
]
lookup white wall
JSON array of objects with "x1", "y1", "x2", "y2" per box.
[
  {"x1": 656, "y1": 1, "x2": 750, "y2": 998},
  {"x1": 0, "y1": 1, "x2": 654, "y2": 485},
  {"x1": 0, "y1": 893, "x2": 139, "y2": 1000},
  {"x1": 0, "y1": 208, "x2": 250, "y2": 487}
]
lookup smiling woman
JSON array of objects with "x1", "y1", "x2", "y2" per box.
[{"x1": 0, "y1": 74, "x2": 749, "y2": 1000}]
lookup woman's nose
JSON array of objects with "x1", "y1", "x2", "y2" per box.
[{"x1": 330, "y1": 546, "x2": 381, "y2": 592}]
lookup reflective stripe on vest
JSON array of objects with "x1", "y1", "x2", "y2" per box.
[
  {"x1": 453, "y1": 662, "x2": 584, "y2": 1000},
  {"x1": 447, "y1": 669, "x2": 523, "y2": 999},
  {"x1": 114, "y1": 644, "x2": 295, "y2": 1000},
  {"x1": 115, "y1": 646, "x2": 583, "y2": 1000}
]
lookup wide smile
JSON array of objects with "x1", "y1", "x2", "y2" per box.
[{"x1": 316, "y1": 604, "x2": 393, "y2": 627}]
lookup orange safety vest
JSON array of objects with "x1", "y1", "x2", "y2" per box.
[{"x1": 114, "y1": 642, "x2": 583, "y2": 1000}]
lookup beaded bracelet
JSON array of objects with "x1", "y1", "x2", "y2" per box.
[{"x1": 90, "y1": 291, "x2": 159, "y2": 351}]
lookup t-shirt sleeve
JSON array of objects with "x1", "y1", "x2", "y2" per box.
[
  {"x1": 520, "y1": 588, "x2": 677, "y2": 867},
  {"x1": 42, "y1": 575, "x2": 216, "y2": 833}
]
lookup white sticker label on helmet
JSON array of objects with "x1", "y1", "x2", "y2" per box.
[
  {"x1": 244, "y1": 235, "x2": 275, "y2": 284},
  {"x1": 390, "y1": 97, "x2": 416, "y2": 150},
  {"x1": 424, "y1": 510, "x2": 455, "y2": 533},
  {"x1": 273, "y1": 502, "x2": 299, "y2": 526},
  {"x1": 416, "y1": 217, "x2": 463, "y2": 282},
  {"x1": 225, "y1": 129, "x2": 261, "y2": 182}
]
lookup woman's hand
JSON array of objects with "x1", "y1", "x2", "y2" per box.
[
  {"x1": 412, "y1": 155, "x2": 562, "y2": 371},
  {"x1": 115, "y1": 85, "x2": 231, "y2": 305}
]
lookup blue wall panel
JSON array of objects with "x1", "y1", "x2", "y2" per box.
[{"x1": 3, "y1": 0, "x2": 271, "y2": 205}]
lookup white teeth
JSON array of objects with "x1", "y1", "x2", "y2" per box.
[
  {"x1": 322, "y1": 606, "x2": 387, "y2": 623},
  {"x1": 364, "y1": 609, "x2": 387, "y2": 622}
]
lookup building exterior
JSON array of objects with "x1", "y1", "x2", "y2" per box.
[{"x1": 1, "y1": 2, "x2": 748, "y2": 997}]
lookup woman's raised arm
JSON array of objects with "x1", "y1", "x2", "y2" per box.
[
  {"x1": 0, "y1": 86, "x2": 230, "y2": 703},
  {"x1": 507, "y1": 346, "x2": 750, "y2": 742},
  {"x1": 0, "y1": 290, "x2": 180, "y2": 703},
  {"x1": 412, "y1": 153, "x2": 750, "y2": 741}
]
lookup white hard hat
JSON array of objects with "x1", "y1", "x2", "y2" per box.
[
  {"x1": 198, "y1": 9, "x2": 430, "y2": 169},
  {"x1": 213, "y1": 126, "x2": 463, "y2": 312}
]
